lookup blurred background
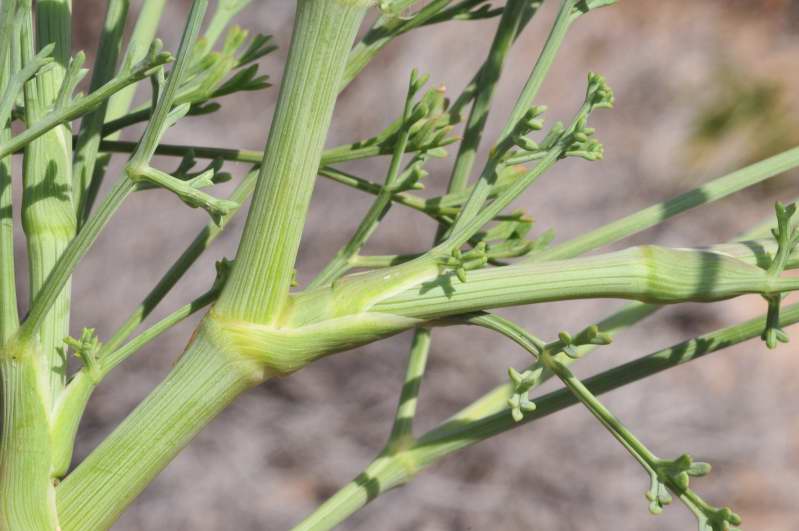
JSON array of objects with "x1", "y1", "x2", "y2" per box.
[{"x1": 14, "y1": 0, "x2": 799, "y2": 529}]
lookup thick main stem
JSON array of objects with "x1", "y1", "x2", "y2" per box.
[
  {"x1": 57, "y1": 1, "x2": 372, "y2": 525},
  {"x1": 21, "y1": 0, "x2": 75, "y2": 409},
  {"x1": 55, "y1": 327, "x2": 268, "y2": 530},
  {"x1": 0, "y1": 351, "x2": 60, "y2": 530},
  {"x1": 215, "y1": 0, "x2": 371, "y2": 325}
]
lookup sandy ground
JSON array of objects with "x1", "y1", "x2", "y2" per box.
[{"x1": 11, "y1": 1, "x2": 799, "y2": 529}]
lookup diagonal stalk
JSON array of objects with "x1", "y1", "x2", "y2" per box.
[
  {"x1": 79, "y1": 0, "x2": 168, "y2": 223},
  {"x1": 72, "y1": 0, "x2": 129, "y2": 226},
  {"x1": 17, "y1": 0, "x2": 207, "y2": 345},
  {"x1": 531, "y1": 145, "x2": 799, "y2": 262},
  {"x1": 294, "y1": 298, "x2": 799, "y2": 530}
]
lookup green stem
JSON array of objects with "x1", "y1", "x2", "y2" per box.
[
  {"x1": 0, "y1": 0, "x2": 19, "y2": 343},
  {"x1": 105, "y1": 0, "x2": 167, "y2": 123},
  {"x1": 0, "y1": 129, "x2": 16, "y2": 343},
  {"x1": 202, "y1": 0, "x2": 250, "y2": 51},
  {"x1": 18, "y1": 0, "x2": 208, "y2": 345},
  {"x1": 309, "y1": 70, "x2": 419, "y2": 288},
  {"x1": 445, "y1": 0, "x2": 578, "y2": 237},
  {"x1": 21, "y1": 0, "x2": 74, "y2": 408},
  {"x1": 295, "y1": 299, "x2": 799, "y2": 529},
  {"x1": 80, "y1": 0, "x2": 167, "y2": 221},
  {"x1": 453, "y1": 301, "x2": 659, "y2": 421},
  {"x1": 541, "y1": 351, "x2": 659, "y2": 466},
  {"x1": 215, "y1": 0, "x2": 371, "y2": 324},
  {"x1": 19, "y1": 178, "x2": 135, "y2": 345},
  {"x1": 445, "y1": 0, "x2": 529, "y2": 195},
  {"x1": 100, "y1": 284, "x2": 218, "y2": 377},
  {"x1": 531, "y1": 145, "x2": 799, "y2": 262},
  {"x1": 442, "y1": 146, "x2": 562, "y2": 250},
  {"x1": 91, "y1": 133, "x2": 449, "y2": 167},
  {"x1": 291, "y1": 453, "x2": 413, "y2": 531},
  {"x1": 56, "y1": 327, "x2": 269, "y2": 530},
  {"x1": 0, "y1": 352, "x2": 59, "y2": 529},
  {"x1": 0, "y1": 45, "x2": 172, "y2": 160},
  {"x1": 342, "y1": 0, "x2": 450, "y2": 88},
  {"x1": 374, "y1": 245, "x2": 799, "y2": 319},
  {"x1": 386, "y1": 327, "x2": 431, "y2": 448},
  {"x1": 72, "y1": 0, "x2": 129, "y2": 226}
]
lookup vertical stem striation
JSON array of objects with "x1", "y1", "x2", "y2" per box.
[
  {"x1": 21, "y1": 0, "x2": 75, "y2": 409},
  {"x1": 445, "y1": 0, "x2": 528, "y2": 194},
  {"x1": 215, "y1": 0, "x2": 372, "y2": 325},
  {"x1": 79, "y1": 0, "x2": 167, "y2": 223},
  {"x1": 56, "y1": 331, "x2": 268, "y2": 530},
  {"x1": 72, "y1": 0, "x2": 129, "y2": 225},
  {"x1": 0, "y1": 0, "x2": 19, "y2": 343},
  {"x1": 0, "y1": 351, "x2": 60, "y2": 529},
  {"x1": 56, "y1": 1, "x2": 373, "y2": 525}
]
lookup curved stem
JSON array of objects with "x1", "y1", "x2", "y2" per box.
[{"x1": 375, "y1": 245, "x2": 799, "y2": 319}]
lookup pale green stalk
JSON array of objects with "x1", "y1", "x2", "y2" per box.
[
  {"x1": 0, "y1": 46, "x2": 173, "y2": 160},
  {"x1": 202, "y1": 0, "x2": 249, "y2": 51},
  {"x1": 308, "y1": 70, "x2": 419, "y2": 288},
  {"x1": 451, "y1": 301, "x2": 659, "y2": 421},
  {"x1": 1, "y1": 20, "x2": 51, "y2": 530},
  {"x1": 294, "y1": 299, "x2": 799, "y2": 530},
  {"x1": 0, "y1": 0, "x2": 19, "y2": 343},
  {"x1": 72, "y1": 0, "x2": 129, "y2": 225},
  {"x1": 216, "y1": 0, "x2": 372, "y2": 324},
  {"x1": 445, "y1": 0, "x2": 580, "y2": 237},
  {"x1": 56, "y1": 333, "x2": 266, "y2": 530},
  {"x1": 0, "y1": 4, "x2": 68, "y2": 527},
  {"x1": 446, "y1": 0, "x2": 529, "y2": 194},
  {"x1": 56, "y1": 2, "x2": 373, "y2": 526},
  {"x1": 386, "y1": 327, "x2": 431, "y2": 448},
  {"x1": 79, "y1": 0, "x2": 167, "y2": 221},
  {"x1": 374, "y1": 245, "x2": 799, "y2": 319},
  {"x1": 0, "y1": 350, "x2": 60, "y2": 529},
  {"x1": 533, "y1": 145, "x2": 799, "y2": 261},
  {"x1": 101, "y1": 285, "x2": 219, "y2": 377},
  {"x1": 21, "y1": 0, "x2": 74, "y2": 407},
  {"x1": 105, "y1": 0, "x2": 167, "y2": 122},
  {"x1": 18, "y1": 0, "x2": 208, "y2": 345}
]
